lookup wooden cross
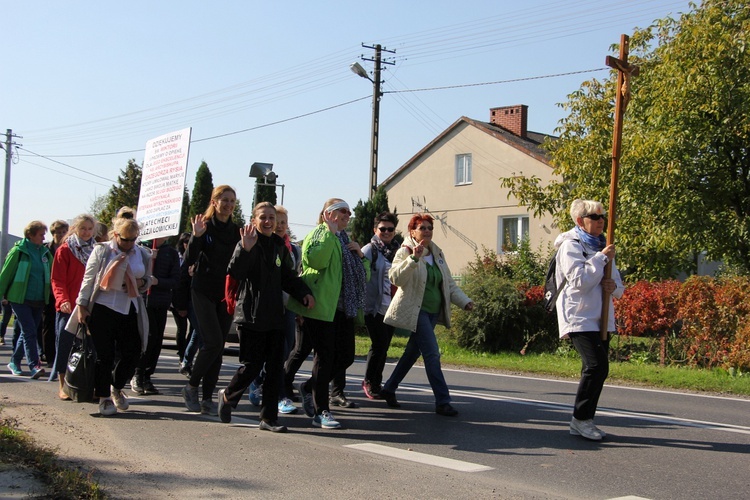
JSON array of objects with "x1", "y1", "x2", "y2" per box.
[{"x1": 600, "y1": 34, "x2": 639, "y2": 340}]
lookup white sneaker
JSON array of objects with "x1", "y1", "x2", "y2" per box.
[
  {"x1": 111, "y1": 387, "x2": 129, "y2": 411},
  {"x1": 592, "y1": 422, "x2": 607, "y2": 438},
  {"x1": 570, "y1": 417, "x2": 602, "y2": 441},
  {"x1": 99, "y1": 398, "x2": 117, "y2": 416}
]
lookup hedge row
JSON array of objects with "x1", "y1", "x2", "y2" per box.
[{"x1": 451, "y1": 258, "x2": 750, "y2": 371}]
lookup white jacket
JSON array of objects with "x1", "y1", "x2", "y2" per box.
[
  {"x1": 554, "y1": 228, "x2": 624, "y2": 338},
  {"x1": 384, "y1": 236, "x2": 471, "y2": 332}
]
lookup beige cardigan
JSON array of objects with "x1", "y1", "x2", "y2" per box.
[{"x1": 384, "y1": 236, "x2": 471, "y2": 332}]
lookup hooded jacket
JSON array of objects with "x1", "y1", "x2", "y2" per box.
[
  {"x1": 0, "y1": 239, "x2": 52, "y2": 305},
  {"x1": 384, "y1": 234, "x2": 471, "y2": 332},
  {"x1": 228, "y1": 233, "x2": 312, "y2": 331},
  {"x1": 554, "y1": 228, "x2": 625, "y2": 338}
]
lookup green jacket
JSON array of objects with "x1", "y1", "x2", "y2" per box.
[
  {"x1": 0, "y1": 239, "x2": 52, "y2": 304},
  {"x1": 287, "y1": 224, "x2": 342, "y2": 322}
]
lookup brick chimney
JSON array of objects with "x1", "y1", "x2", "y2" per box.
[{"x1": 490, "y1": 105, "x2": 528, "y2": 138}]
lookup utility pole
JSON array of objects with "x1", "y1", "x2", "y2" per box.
[
  {"x1": 359, "y1": 44, "x2": 395, "y2": 199},
  {"x1": 1, "y1": 129, "x2": 20, "y2": 265}
]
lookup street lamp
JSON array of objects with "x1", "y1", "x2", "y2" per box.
[
  {"x1": 350, "y1": 58, "x2": 382, "y2": 200},
  {"x1": 249, "y1": 162, "x2": 285, "y2": 207}
]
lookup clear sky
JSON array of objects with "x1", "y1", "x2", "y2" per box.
[{"x1": 4, "y1": 0, "x2": 691, "y2": 241}]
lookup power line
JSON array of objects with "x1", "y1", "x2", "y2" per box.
[{"x1": 17, "y1": 147, "x2": 117, "y2": 183}]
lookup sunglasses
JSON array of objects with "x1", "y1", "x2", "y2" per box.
[
  {"x1": 117, "y1": 235, "x2": 137, "y2": 242},
  {"x1": 417, "y1": 226, "x2": 434, "y2": 231},
  {"x1": 583, "y1": 214, "x2": 607, "y2": 221},
  {"x1": 377, "y1": 227, "x2": 395, "y2": 233}
]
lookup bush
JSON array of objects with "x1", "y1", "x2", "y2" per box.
[{"x1": 615, "y1": 280, "x2": 681, "y2": 337}]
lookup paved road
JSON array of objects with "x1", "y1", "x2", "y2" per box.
[{"x1": 1, "y1": 334, "x2": 748, "y2": 499}]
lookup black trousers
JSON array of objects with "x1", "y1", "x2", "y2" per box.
[
  {"x1": 135, "y1": 306, "x2": 169, "y2": 378},
  {"x1": 189, "y1": 289, "x2": 233, "y2": 401},
  {"x1": 225, "y1": 326, "x2": 284, "y2": 422},
  {"x1": 363, "y1": 313, "x2": 395, "y2": 389},
  {"x1": 283, "y1": 318, "x2": 313, "y2": 397},
  {"x1": 171, "y1": 307, "x2": 189, "y2": 359},
  {"x1": 295, "y1": 311, "x2": 354, "y2": 413},
  {"x1": 88, "y1": 303, "x2": 141, "y2": 398},
  {"x1": 569, "y1": 331, "x2": 610, "y2": 421}
]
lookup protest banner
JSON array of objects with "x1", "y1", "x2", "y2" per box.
[{"x1": 137, "y1": 127, "x2": 192, "y2": 239}]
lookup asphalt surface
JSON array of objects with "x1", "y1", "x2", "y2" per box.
[{"x1": 1, "y1": 324, "x2": 749, "y2": 499}]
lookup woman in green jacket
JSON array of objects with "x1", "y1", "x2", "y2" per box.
[
  {"x1": 1, "y1": 221, "x2": 52, "y2": 379},
  {"x1": 286, "y1": 198, "x2": 367, "y2": 429}
]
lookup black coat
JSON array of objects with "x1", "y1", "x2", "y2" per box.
[
  {"x1": 145, "y1": 243, "x2": 181, "y2": 309},
  {"x1": 228, "y1": 233, "x2": 311, "y2": 331},
  {"x1": 184, "y1": 217, "x2": 240, "y2": 303}
]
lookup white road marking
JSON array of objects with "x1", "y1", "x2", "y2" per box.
[{"x1": 344, "y1": 443, "x2": 494, "y2": 472}]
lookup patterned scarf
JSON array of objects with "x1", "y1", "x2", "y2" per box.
[
  {"x1": 370, "y1": 234, "x2": 399, "y2": 263},
  {"x1": 574, "y1": 226, "x2": 606, "y2": 252},
  {"x1": 68, "y1": 234, "x2": 96, "y2": 266},
  {"x1": 337, "y1": 231, "x2": 367, "y2": 318}
]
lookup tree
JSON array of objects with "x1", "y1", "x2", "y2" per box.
[
  {"x1": 501, "y1": 0, "x2": 750, "y2": 279},
  {"x1": 232, "y1": 199, "x2": 247, "y2": 226},
  {"x1": 351, "y1": 188, "x2": 399, "y2": 245},
  {"x1": 96, "y1": 159, "x2": 142, "y2": 227},
  {"x1": 179, "y1": 186, "x2": 190, "y2": 233},
  {"x1": 189, "y1": 161, "x2": 213, "y2": 220}
]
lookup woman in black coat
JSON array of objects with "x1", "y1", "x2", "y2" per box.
[
  {"x1": 181, "y1": 185, "x2": 241, "y2": 415},
  {"x1": 217, "y1": 202, "x2": 314, "y2": 432}
]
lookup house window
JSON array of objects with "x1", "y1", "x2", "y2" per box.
[
  {"x1": 455, "y1": 154, "x2": 472, "y2": 185},
  {"x1": 498, "y1": 215, "x2": 529, "y2": 252}
]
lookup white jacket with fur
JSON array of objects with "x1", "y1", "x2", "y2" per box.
[{"x1": 384, "y1": 235, "x2": 471, "y2": 332}]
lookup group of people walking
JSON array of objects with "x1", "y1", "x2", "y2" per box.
[{"x1": 1, "y1": 192, "x2": 620, "y2": 441}]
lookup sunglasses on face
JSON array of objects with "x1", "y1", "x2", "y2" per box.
[
  {"x1": 583, "y1": 213, "x2": 607, "y2": 221},
  {"x1": 117, "y1": 235, "x2": 137, "y2": 242},
  {"x1": 417, "y1": 226, "x2": 434, "y2": 231},
  {"x1": 377, "y1": 227, "x2": 395, "y2": 233},
  {"x1": 338, "y1": 209, "x2": 352, "y2": 216}
]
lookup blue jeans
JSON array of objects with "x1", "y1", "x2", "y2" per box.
[
  {"x1": 182, "y1": 306, "x2": 204, "y2": 365},
  {"x1": 383, "y1": 310, "x2": 451, "y2": 406},
  {"x1": 11, "y1": 302, "x2": 44, "y2": 370}
]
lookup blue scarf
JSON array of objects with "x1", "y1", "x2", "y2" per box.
[
  {"x1": 337, "y1": 231, "x2": 367, "y2": 318},
  {"x1": 574, "y1": 226, "x2": 606, "y2": 252}
]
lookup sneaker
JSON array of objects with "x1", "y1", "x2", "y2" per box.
[
  {"x1": 142, "y1": 378, "x2": 160, "y2": 395},
  {"x1": 312, "y1": 410, "x2": 341, "y2": 429},
  {"x1": 435, "y1": 403, "x2": 458, "y2": 417},
  {"x1": 570, "y1": 417, "x2": 603, "y2": 441},
  {"x1": 111, "y1": 387, "x2": 129, "y2": 411},
  {"x1": 592, "y1": 422, "x2": 607, "y2": 438},
  {"x1": 380, "y1": 389, "x2": 401, "y2": 408},
  {"x1": 130, "y1": 375, "x2": 145, "y2": 395},
  {"x1": 259, "y1": 420, "x2": 288, "y2": 433},
  {"x1": 248, "y1": 381, "x2": 262, "y2": 407},
  {"x1": 297, "y1": 382, "x2": 315, "y2": 417},
  {"x1": 278, "y1": 397, "x2": 298, "y2": 414},
  {"x1": 7, "y1": 361, "x2": 21, "y2": 376},
  {"x1": 362, "y1": 380, "x2": 381, "y2": 400},
  {"x1": 99, "y1": 398, "x2": 117, "y2": 416},
  {"x1": 178, "y1": 361, "x2": 192, "y2": 378},
  {"x1": 218, "y1": 389, "x2": 232, "y2": 423},
  {"x1": 30, "y1": 366, "x2": 45, "y2": 380},
  {"x1": 182, "y1": 385, "x2": 201, "y2": 412},
  {"x1": 330, "y1": 394, "x2": 356, "y2": 408},
  {"x1": 201, "y1": 399, "x2": 218, "y2": 416}
]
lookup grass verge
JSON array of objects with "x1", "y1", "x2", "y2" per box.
[
  {"x1": 0, "y1": 414, "x2": 105, "y2": 499},
  {"x1": 354, "y1": 328, "x2": 750, "y2": 397}
]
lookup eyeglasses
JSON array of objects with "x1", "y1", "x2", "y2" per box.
[
  {"x1": 117, "y1": 234, "x2": 137, "y2": 242},
  {"x1": 338, "y1": 209, "x2": 352, "y2": 216},
  {"x1": 417, "y1": 226, "x2": 433, "y2": 231},
  {"x1": 583, "y1": 214, "x2": 607, "y2": 221},
  {"x1": 377, "y1": 227, "x2": 395, "y2": 233}
]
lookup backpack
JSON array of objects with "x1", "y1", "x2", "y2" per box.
[{"x1": 543, "y1": 239, "x2": 585, "y2": 313}]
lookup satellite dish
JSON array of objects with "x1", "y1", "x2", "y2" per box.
[{"x1": 249, "y1": 162, "x2": 273, "y2": 178}]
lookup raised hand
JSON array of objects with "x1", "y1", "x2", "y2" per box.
[
  {"x1": 240, "y1": 224, "x2": 258, "y2": 252},
  {"x1": 192, "y1": 214, "x2": 207, "y2": 237},
  {"x1": 322, "y1": 210, "x2": 337, "y2": 233}
]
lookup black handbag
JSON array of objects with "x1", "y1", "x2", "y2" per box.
[{"x1": 64, "y1": 323, "x2": 97, "y2": 403}]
